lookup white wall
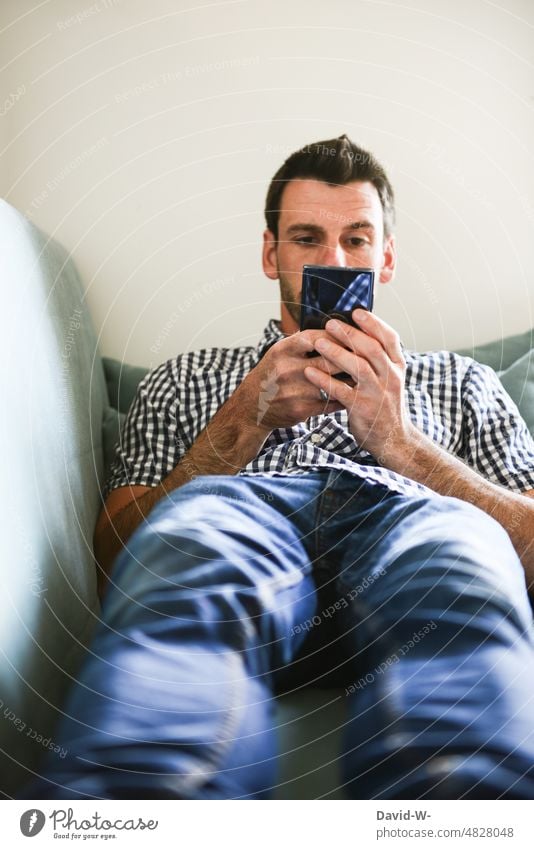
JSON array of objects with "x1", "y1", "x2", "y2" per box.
[{"x1": 1, "y1": 0, "x2": 533, "y2": 367}]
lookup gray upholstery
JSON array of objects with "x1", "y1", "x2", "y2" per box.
[
  {"x1": 456, "y1": 329, "x2": 533, "y2": 372},
  {"x1": 0, "y1": 202, "x2": 107, "y2": 796}
]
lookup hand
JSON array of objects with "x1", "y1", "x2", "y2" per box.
[
  {"x1": 303, "y1": 309, "x2": 416, "y2": 463},
  {"x1": 234, "y1": 329, "x2": 351, "y2": 432}
]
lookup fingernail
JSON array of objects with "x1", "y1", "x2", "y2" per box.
[{"x1": 354, "y1": 309, "x2": 368, "y2": 320}]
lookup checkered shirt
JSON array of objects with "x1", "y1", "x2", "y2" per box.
[{"x1": 104, "y1": 319, "x2": 534, "y2": 499}]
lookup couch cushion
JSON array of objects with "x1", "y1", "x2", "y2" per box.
[
  {"x1": 498, "y1": 350, "x2": 534, "y2": 437},
  {"x1": 102, "y1": 406, "x2": 125, "y2": 479},
  {"x1": 455, "y1": 328, "x2": 533, "y2": 372},
  {"x1": 101, "y1": 359, "x2": 148, "y2": 479},
  {"x1": 0, "y1": 201, "x2": 109, "y2": 796},
  {"x1": 102, "y1": 357, "x2": 148, "y2": 415}
]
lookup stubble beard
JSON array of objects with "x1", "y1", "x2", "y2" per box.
[{"x1": 278, "y1": 270, "x2": 302, "y2": 326}]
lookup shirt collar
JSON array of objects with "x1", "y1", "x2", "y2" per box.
[{"x1": 255, "y1": 318, "x2": 286, "y2": 360}]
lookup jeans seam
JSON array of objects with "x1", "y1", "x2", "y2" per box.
[{"x1": 173, "y1": 651, "x2": 248, "y2": 796}]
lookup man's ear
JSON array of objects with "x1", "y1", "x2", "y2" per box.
[
  {"x1": 378, "y1": 233, "x2": 396, "y2": 285},
  {"x1": 262, "y1": 229, "x2": 279, "y2": 280}
]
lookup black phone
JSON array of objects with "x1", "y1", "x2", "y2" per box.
[
  {"x1": 300, "y1": 265, "x2": 374, "y2": 331},
  {"x1": 300, "y1": 265, "x2": 375, "y2": 382}
]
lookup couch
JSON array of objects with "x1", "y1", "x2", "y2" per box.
[{"x1": 2, "y1": 199, "x2": 533, "y2": 799}]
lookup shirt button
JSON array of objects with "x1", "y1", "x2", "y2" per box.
[{"x1": 310, "y1": 433, "x2": 322, "y2": 445}]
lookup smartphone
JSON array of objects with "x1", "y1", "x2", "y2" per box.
[
  {"x1": 300, "y1": 265, "x2": 374, "y2": 331},
  {"x1": 300, "y1": 265, "x2": 375, "y2": 382}
]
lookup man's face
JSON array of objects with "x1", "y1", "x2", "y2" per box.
[{"x1": 262, "y1": 178, "x2": 396, "y2": 334}]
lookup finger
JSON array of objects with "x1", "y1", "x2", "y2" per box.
[
  {"x1": 303, "y1": 349, "x2": 353, "y2": 377},
  {"x1": 294, "y1": 328, "x2": 346, "y2": 355},
  {"x1": 304, "y1": 364, "x2": 356, "y2": 410},
  {"x1": 322, "y1": 318, "x2": 389, "y2": 379},
  {"x1": 313, "y1": 336, "x2": 372, "y2": 384},
  {"x1": 323, "y1": 399, "x2": 346, "y2": 414},
  {"x1": 350, "y1": 309, "x2": 404, "y2": 365},
  {"x1": 294, "y1": 328, "x2": 353, "y2": 376}
]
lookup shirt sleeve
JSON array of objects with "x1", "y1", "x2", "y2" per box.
[
  {"x1": 461, "y1": 359, "x2": 534, "y2": 492},
  {"x1": 102, "y1": 358, "x2": 184, "y2": 498}
]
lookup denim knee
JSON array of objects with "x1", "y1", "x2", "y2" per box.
[
  {"x1": 355, "y1": 494, "x2": 532, "y2": 646},
  {"x1": 104, "y1": 479, "x2": 316, "y2": 654},
  {"x1": 113, "y1": 480, "x2": 299, "y2": 585},
  {"x1": 433, "y1": 496, "x2": 527, "y2": 602},
  {"x1": 390, "y1": 496, "x2": 522, "y2": 584}
]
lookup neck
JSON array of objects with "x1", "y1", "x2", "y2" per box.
[{"x1": 280, "y1": 302, "x2": 299, "y2": 335}]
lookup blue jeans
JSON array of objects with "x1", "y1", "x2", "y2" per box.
[{"x1": 26, "y1": 470, "x2": 534, "y2": 798}]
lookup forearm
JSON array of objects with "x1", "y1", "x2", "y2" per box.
[
  {"x1": 383, "y1": 424, "x2": 534, "y2": 587},
  {"x1": 96, "y1": 394, "x2": 271, "y2": 582}
]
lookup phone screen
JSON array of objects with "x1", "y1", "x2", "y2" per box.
[{"x1": 300, "y1": 266, "x2": 374, "y2": 331}]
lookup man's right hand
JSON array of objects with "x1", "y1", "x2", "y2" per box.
[{"x1": 234, "y1": 330, "x2": 349, "y2": 432}]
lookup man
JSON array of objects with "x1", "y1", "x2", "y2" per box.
[{"x1": 29, "y1": 135, "x2": 534, "y2": 799}]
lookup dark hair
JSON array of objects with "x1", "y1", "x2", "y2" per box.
[{"x1": 265, "y1": 134, "x2": 395, "y2": 240}]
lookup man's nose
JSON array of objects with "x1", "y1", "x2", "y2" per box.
[{"x1": 319, "y1": 243, "x2": 347, "y2": 267}]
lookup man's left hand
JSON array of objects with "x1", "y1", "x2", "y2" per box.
[{"x1": 304, "y1": 308, "x2": 414, "y2": 463}]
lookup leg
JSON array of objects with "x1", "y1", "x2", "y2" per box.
[
  {"x1": 24, "y1": 473, "x2": 327, "y2": 799},
  {"x1": 334, "y1": 489, "x2": 534, "y2": 798}
]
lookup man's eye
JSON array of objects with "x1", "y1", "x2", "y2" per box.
[
  {"x1": 293, "y1": 236, "x2": 317, "y2": 245},
  {"x1": 346, "y1": 237, "x2": 368, "y2": 247}
]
